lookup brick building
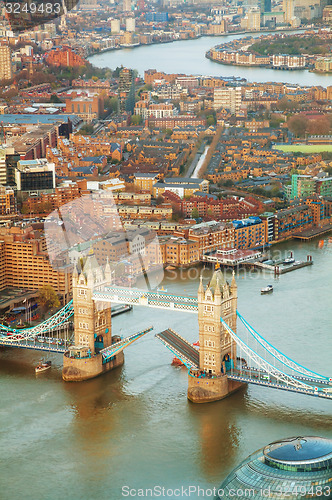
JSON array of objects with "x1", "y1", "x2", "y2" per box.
[
  {"x1": 45, "y1": 47, "x2": 86, "y2": 67},
  {"x1": 0, "y1": 225, "x2": 71, "y2": 301}
]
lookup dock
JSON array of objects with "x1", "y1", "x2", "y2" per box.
[
  {"x1": 248, "y1": 255, "x2": 313, "y2": 275},
  {"x1": 293, "y1": 224, "x2": 332, "y2": 241}
]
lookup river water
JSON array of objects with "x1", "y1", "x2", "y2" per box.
[
  {"x1": 89, "y1": 34, "x2": 332, "y2": 86},
  {"x1": 1, "y1": 238, "x2": 331, "y2": 499}
]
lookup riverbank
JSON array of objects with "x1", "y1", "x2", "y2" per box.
[
  {"x1": 88, "y1": 32, "x2": 332, "y2": 85},
  {"x1": 87, "y1": 27, "x2": 307, "y2": 58},
  {"x1": 206, "y1": 29, "x2": 331, "y2": 74},
  {"x1": 206, "y1": 51, "x2": 311, "y2": 72}
]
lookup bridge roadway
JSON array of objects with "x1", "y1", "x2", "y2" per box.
[
  {"x1": 101, "y1": 326, "x2": 153, "y2": 362},
  {"x1": 94, "y1": 287, "x2": 198, "y2": 313},
  {"x1": 155, "y1": 329, "x2": 199, "y2": 369},
  {"x1": 229, "y1": 368, "x2": 332, "y2": 400}
]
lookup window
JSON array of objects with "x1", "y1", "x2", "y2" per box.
[
  {"x1": 204, "y1": 325, "x2": 215, "y2": 333},
  {"x1": 79, "y1": 334, "x2": 89, "y2": 347},
  {"x1": 204, "y1": 339, "x2": 215, "y2": 348},
  {"x1": 204, "y1": 305, "x2": 213, "y2": 316},
  {"x1": 79, "y1": 289, "x2": 87, "y2": 296},
  {"x1": 204, "y1": 353, "x2": 216, "y2": 366}
]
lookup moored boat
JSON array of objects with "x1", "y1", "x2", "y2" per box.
[{"x1": 284, "y1": 258, "x2": 295, "y2": 264}]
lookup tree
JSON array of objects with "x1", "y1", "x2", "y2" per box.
[
  {"x1": 38, "y1": 285, "x2": 60, "y2": 311},
  {"x1": 191, "y1": 208, "x2": 199, "y2": 218},
  {"x1": 78, "y1": 124, "x2": 94, "y2": 135},
  {"x1": 50, "y1": 94, "x2": 62, "y2": 104},
  {"x1": 307, "y1": 117, "x2": 331, "y2": 136},
  {"x1": 287, "y1": 115, "x2": 308, "y2": 137},
  {"x1": 130, "y1": 115, "x2": 142, "y2": 126}
]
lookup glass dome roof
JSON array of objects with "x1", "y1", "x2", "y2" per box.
[
  {"x1": 264, "y1": 436, "x2": 332, "y2": 463},
  {"x1": 218, "y1": 436, "x2": 332, "y2": 499}
]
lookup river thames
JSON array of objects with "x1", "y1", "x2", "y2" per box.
[
  {"x1": 1, "y1": 238, "x2": 332, "y2": 499},
  {"x1": 89, "y1": 33, "x2": 332, "y2": 86}
]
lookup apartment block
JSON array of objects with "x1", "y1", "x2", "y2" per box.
[
  {"x1": 0, "y1": 45, "x2": 12, "y2": 81},
  {"x1": 213, "y1": 87, "x2": 242, "y2": 114},
  {"x1": 232, "y1": 217, "x2": 267, "y2": 250},
  {"x1": 0, "y1": 225, "x2": 71, "y2": 300}
]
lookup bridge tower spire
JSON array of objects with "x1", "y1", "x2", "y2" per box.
[
  {"x1": 62, "y1": 251, "x2": 124, "y2": 381},
  {"x1": 187, "y1": 265, "x2": 243, "y2": 403}
]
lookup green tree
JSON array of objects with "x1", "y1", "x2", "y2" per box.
[
  {"x1": 38, "y1": 285, "x2": 60, "y2": 311},
  {"x1": 207, "y1": 115, "x2": 216, "y2": 127},
  {"x1": 130, "y1": 114, "x2": 142, "y2": 126},
  {"x1": 50, "y1": 94, "x2": 62, "y2": 104},
  {"x1": 191, "y1": 208, "x2": 199, "y2": 218}
]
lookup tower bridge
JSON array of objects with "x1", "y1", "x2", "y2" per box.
[{"x1": 0, "y1": 253, "x2": 331, "y2": 403}]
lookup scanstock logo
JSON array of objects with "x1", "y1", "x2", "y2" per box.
[
  {"x1": 45, "y1": 192, "x2": 165, "y2": 297},
  {"x1": 4, "y1": 0, "x2": 79, "y2": 32}
]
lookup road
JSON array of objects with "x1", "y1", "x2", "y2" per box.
[{"x1": 156, "y1": 329, "x2": 199, "y2": 367}]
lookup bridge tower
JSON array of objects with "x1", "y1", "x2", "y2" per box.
[
  {"x1": 188, "y1": 266, "x2": 243, "y2": 403},
  {"x1": 62, "y1": 252, "x2": 124, "y2": 381}
]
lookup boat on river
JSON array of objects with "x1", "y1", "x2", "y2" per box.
[
  {"x1": 35, "y1": 361, "x2": 51, "y2": 374},
  {"x1": 261, "y1": 284, "x2": 273, "y2": 294}
]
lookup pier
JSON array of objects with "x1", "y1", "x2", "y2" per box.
[
  {"x1": 247, "y1": 255, "x2": 313, "y2": 275},
  {"x1": 293, "y1": 224, "x2": 332, "y2": 241}
]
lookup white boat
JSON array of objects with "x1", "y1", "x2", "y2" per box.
[
  {"x1": 35, "y1": 361, "x2": 51, "y2": 374},
  {"x1": 283, "y1": 257, "x2": 295, "y2": 264},
  {"x1": 261, "y1": 284, "x2": 273, "y2": 294}
]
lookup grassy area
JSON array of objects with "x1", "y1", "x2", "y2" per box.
[{"x1": 273, "y1": 144, "x2": 332, "y2": 153}]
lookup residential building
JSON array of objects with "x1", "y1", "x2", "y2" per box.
[
  {"x1": 126, "y1": 18, "x2": 136, "y2": 32},
  {"x1": 232, "y1": 217, "x2": 267, "y2": 250},
  {"x1": 0, "y1": 224, "x2": 71, "y2": 301},
  {"x1": 174, "y1": 221, "x2": 235, "y2": 257},
  {"x1": 45, "y1": 47, "x2": 86, "y2": 67},
  {"x1": 275, "y1": 205, "x2": 313, "y2": 240},
  {"x1": 213, "y1": 87, "x2": 242, "y2": 114},
  {"x1": 118, "y1": 67, "x2": 135, "y2": 113},
  {"x1": 0, "y1": 45, "x2": 12, "y2": 81},
  {"x1": 133, "y1": 173, "x2": 160, "y2": 191},
  {"x1": 0, "y1": 186, "x2": 16, "y2": 216}
]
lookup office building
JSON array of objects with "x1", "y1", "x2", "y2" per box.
[
  {"x1": 260, "y1": 0, "x2": 271, "y2": 12},
  {"x1": 15, "y1": 158, "x2": 55, "y2": 192},
  {"x1": 145, "y1": 12, "x2": 169, "y2": 22}
]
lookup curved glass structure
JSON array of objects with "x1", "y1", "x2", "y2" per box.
[{"x1": 218, "y1": 436, "x2": 332, "y2": 499}]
